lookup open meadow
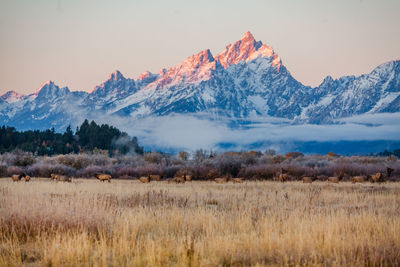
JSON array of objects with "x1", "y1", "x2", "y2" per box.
[{"x1": 1, "y1": 178, "x2": 399, "y2": 266}]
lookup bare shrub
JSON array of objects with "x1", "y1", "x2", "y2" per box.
[
  {"x1": 6, "y1": 166, "x2": 23, "y2": 176},
  {"x1": 0, "y1": 164, "x2": 7, "y2": 177},
  {"x1": 2, "y1": 150, "x2": 35, "y2": 166},
  {"x1": 78, "y1": 165, "x2": 113, "y2": 178},
  {"x1": 144, "y1": 152, "x2": 164, "y2": 164},
  {"x1": 240, "y1": 164, "x2": 279, "y2": 180},
  {"x1": 26, "y1": 163, "x2": 76, "y2": 177}
]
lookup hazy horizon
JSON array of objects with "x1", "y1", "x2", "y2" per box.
[{"x1": 1, "y1": 0, "x2": 399, "y2": 95}]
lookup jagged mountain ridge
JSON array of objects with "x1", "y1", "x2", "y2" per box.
[{"x1": 1, "y1": 31, "x2": 399, "y2": 130}]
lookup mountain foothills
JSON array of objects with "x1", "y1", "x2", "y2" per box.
[{"x1": 1, "y1": 31, "x2": 399, "y2": 131}]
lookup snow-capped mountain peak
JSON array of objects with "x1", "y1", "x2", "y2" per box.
[
  {"x1": 109, "y1": 70, "x2": 124, "y2": 81},
  {"x1": 215, "y1": 31, "x2": 262, "y2": 68},
  {"x1": 32, "y1": 81, "x2": 70, "y2": 100},
  {"x1": 0, "y1": 90, "x2": 26, "y2": 103},
  {"x1": 147, "y1": 49, "x2": 219, "y2": 89}
]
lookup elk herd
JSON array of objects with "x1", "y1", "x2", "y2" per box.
[{"x1": 8, "y1": 167, "x2": 395, "y2": 185}]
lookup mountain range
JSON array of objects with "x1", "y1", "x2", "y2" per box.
[{"x1": 1, "y1": 31, "x2": 399, "y2": 152}]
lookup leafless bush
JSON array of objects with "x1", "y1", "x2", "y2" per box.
[
  {"x1": 26, "y1": 163, "x2": 76, "y2": 177},
  {"x1": 2, "y1": 150, "x2": 35, "y2": 166},
  {"x1": 239, "y1": 164, "x2": 279, "y2": 180},
  {"x1": 144, "y1": 151, "x2": 164, "y2": 164},
  {"x1": 77, "y1": 165, "x2": 114, "y2": 178},
  {"x1": 6, "y1": 166, "x2": 24, "y2": 176},
  {"x1": 0, "y1": 163, "x2": 8, "y2": 177}
]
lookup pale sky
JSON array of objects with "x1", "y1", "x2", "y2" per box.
[{"x1": 0, "y1": 0, "x2": 399, "y2": 95}]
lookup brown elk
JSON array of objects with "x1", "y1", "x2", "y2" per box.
[
  {"x1": 232, "y1": 178, "x2": 243, "y2": 183},
  {"x1": 174, "y1": 176, "x2": 185, "y2": 183},
  {"x1": 302, "y1": 177, "x2": 313, "y2": 183},
  {"x1": 50, "y1": 174, "x2": 58, "y2": 181},
  {"x1": 352, "y1": 176, "x2": 366, "y2": 183},
  {"x1": 185, "y1": 174, "x2": 193, "y2": 182},
  {"x1": 370, "y1": 172, "x2": 383, "y2": 183},
  {"x1": 139, "y1": 177, "x2": 150, "y2": 183},
  {"x1": 11, "y1": 174, "x2": 21, "y2": 182},
  {"x1": 11, "y1": 173, "x2": 28, "y2": 182},
  {"x1": 149, "y1": 174, "x2": 161, "y2": 181},
  {"x1": 214, "y1": 178, "x2": 227, "y2": 184},
  {"x1": 328, "y1": 173, "x2": 344, "y2": 183},
  {"x1": 279, "y1": 174, "x2": 287, "y2": 183},
  {"x1": 95, "y1": 173, "x2": 111, "y2": 183},
  {"x1": 328, "y1": 177, "x2": 340, "y2": 183}
]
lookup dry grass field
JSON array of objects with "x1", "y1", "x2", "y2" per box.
[{"x1": 1, "y1": 178, "x2": 399, "y2": 266}]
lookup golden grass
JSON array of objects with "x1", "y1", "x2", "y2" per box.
[{"x1": 1, "y1": 178, "x2": 399, "y2": 266}]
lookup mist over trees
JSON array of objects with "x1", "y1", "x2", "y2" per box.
[{"x1": 0, "y1": 119, "x2": 143, "y2": 155}]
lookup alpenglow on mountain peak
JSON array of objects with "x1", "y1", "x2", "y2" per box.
[
  {"x1": 0, "y1": 32, "x2": 399, "y2": 131},
  {"x1": 215, "y1": 31, "x2": 281, "y2": 70}
]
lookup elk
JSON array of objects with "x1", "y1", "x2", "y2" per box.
[
  {"x1": 139, "y1": 177, "x2": 150, "y2": 183},
  {"x1": 95, "y1": 173, "x2": 111, "y2": 183},
  {"x1": 352, "y1": 176, "x2": 366, "y2": 183},
  {"x1": 328, "y1": 177, "x2": 340, "y2": 183},
  {"x1": 11, "y1": 173, "x2": 28, "y2": 182},
  {"x1": 185, "y1": 174, "x2": 193, "y2": 182},
  {"x1": 232, "y1": 178, "x2": 243, "y2": 183},
  {"x1": 302, "y1": 177, "x2": 313, "y2": 183},
  {"x1": 50, "y1": 174, "x2": 58, "y2": 181},
  {"x1": 11, "y1": 174, "x2": 21, "y2": 182},
  {"x1": 214, "y1": 178, "x2": 227, "y2": 184},
  {"x1": 149, "y1": 174, "x2": 161, "y2": 181},
  {"x1": 279, "y1": 174, "x2": 287, "y2": 183},
  {"x1": 370, "y1": 172, "x2": 383, "y2": 183},
  {"x1": 174, "y1": 176, "x2": 185, "y2": 183},
  {"x1": 328, "y1": 173, "x2": 344, "y2": 183}
]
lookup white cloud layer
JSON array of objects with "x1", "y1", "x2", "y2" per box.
[{"x1": 90, "y1": 112, "x2": 400, "y2": 152}]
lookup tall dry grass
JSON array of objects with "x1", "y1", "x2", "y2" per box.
[{"x1": 0, "y1": 178, "x2": 399, "y2": 266}]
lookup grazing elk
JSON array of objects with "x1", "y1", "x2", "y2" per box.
[
  {"x1": 214, "y1": 178, "x2": 227, "y2": 184},
  {"x1": 139, "y1": 177, "x2": 150, "y2": 183},
  {"x1": 11, "y1": 174, "x2": 21, "y2": 182},
  {"x1": 302, "y1": 177, "x2": 313, "y2": 183},
  {"x1": 232, "y1": 178, "x2": 244, "y2": 183},
  {"x1": 95, "y1": 173, "x2": 111, "y2": 183},
  {"x1": 370, "y1": 172, "x2": 384, "y2": 183},
  {"x1": 174, "y1": 176, "x2": 185, "y2": 183},
  {"x1": 352, "y1": 176, "x2": 366, "y2": 183},
  {"x1": 185, "y1": 174, "x2": 193, "y2": 182},
  {"x1": 11, "y1": 173, "x2": 28, "y2": 182},
  {"x1": 149, "y1": 174, "x2": 161, "y2": 181},
  {"x1": 328, "y1": 177, "x2": 340, "y2": 183}
]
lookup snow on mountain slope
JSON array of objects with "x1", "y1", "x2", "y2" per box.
[{"x1": 0, "y1": 32, "x2": 399, "y2": 132}]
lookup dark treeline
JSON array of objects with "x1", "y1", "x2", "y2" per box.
[
  {"x1": 0, "y1": 119, "x2": 143, "y2": 156},
  {"x1": 377, "y1": 149, "x2": 400, "y2": 158}
]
